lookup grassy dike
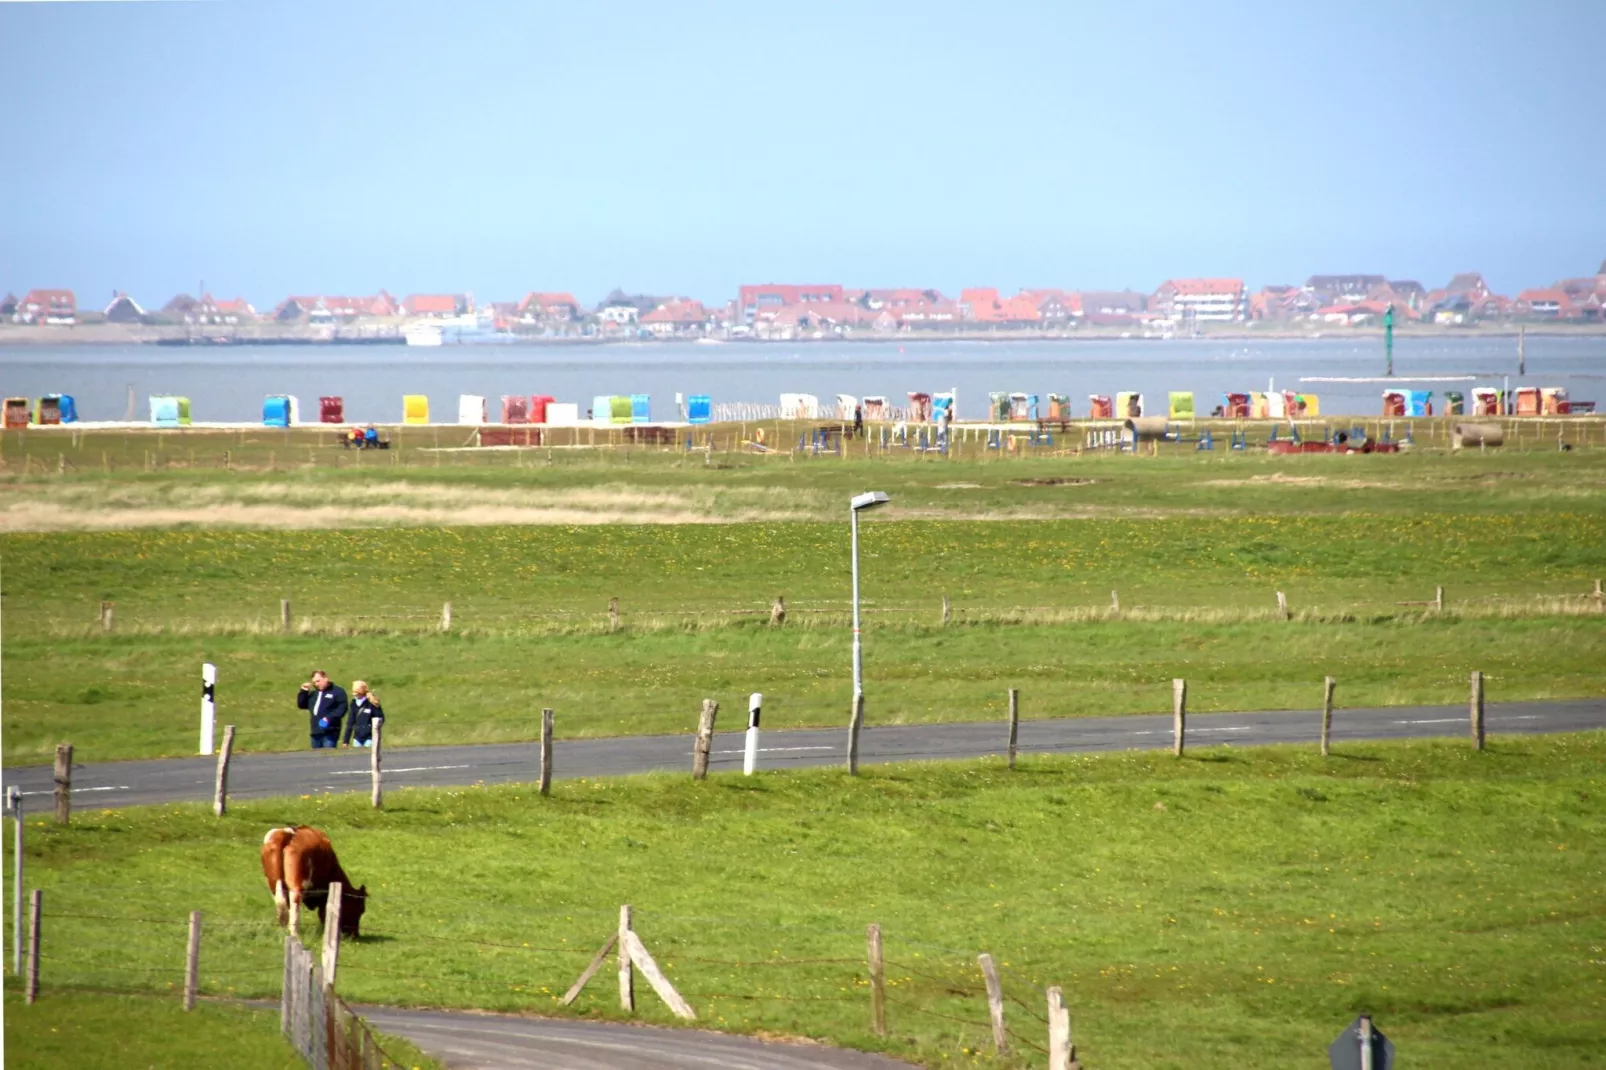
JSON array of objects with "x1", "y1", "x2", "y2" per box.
[{"x1": 5, "y1": 737, "x2": 1604, "y2": 1068}]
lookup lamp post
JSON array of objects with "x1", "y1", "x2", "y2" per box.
[{"x1": 849, "y1": 492, "x2": 890, "y2": 768}]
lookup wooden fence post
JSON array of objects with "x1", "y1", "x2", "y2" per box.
[
  {"x1": 184, "y1": 910, "x2": 202, "y2": 1010},
  {"x1": 100, "y1": 601, "x2": 114, "y2": 632},
  {"x1": 25, "y1": 889, "x2": 41, "y2": 1004},
  {"x1": 847, "y1": 693, "x2": 864, "y2": 776},
  {"x1": 978, "y1": 952, "x2": 1007, "y2": 1053},
  {"x1": 608, "y1": 597, "x2": 620, "y2": 632},
  {"x1": 281, "y1": 598, "x2": 292, "y2": 632},
  {"x1": 1321, "y1": 677, "x2": 1335, "y2": 758},
  {"x1": 370, "y1": 720, "x2": 383, "y2": 809},
  {"x1": 440, "y1": 601, "x2": 452, "y2": 632},
  {"x1": 1471, "y1": 670, "x2": 1485, "y2": 750},
  {"x1": 618, "y1": 905, "x2": 634, "y2": 1012},
  {"x1": 622, "y1": 930, "x2": 696, "y2": 1020},
  {"x1": 214, "y1": 725, "x2": 236, "y2": 816},
  {"x1": 692, "y1": 700, "x2": 718, "y2": 780},
  {"x1": 1276, "y1": 590, "x2": 1289, "y2": 621},
  {"x1": 53, "y1": 744, "x2": 72, "y2": 824},
  {"x1": 1110, "y1": 590, "x2": 1120, "y2": 615},
  {"x1": 867, "y1": 923, "x2": 887, "y2": 1037},
  {"x1": 539, "y1": 709, "x2": 554, "y2": 795},
  {"x1": 770, "y1": 595, "x2": 786, "y2": 626},
  {"x1": 322, "y1": 882, "x2": 343, "y2": 988},
  {"x1": 941, "y1": 592, "x2": 952, "y2": 626},
  {"x1": 1047, "y1": 985, "x2": 1071, "y2": 1070},
  {"x1": 1007, "y1": 689, "x2": 1020, "y2": 770},
  {"x1": 1434, "y1": 585, "x2": 1444, "y2": 612},
  {"x1": 1593, "y1": 578, "x2": 1602, "y2": 605},
  {"x1": 1172, "y1": 680, "x2": 1187, "y2": 757}
]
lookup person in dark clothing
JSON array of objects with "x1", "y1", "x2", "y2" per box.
[
  {"x1": 343, "y1": 680, "x2": 384, "y2": 748},
  {"x1": 853, "y1": 404, "x2": 864, "y2": 439},
  {"x1": 297, "y1": 670, "x2": 348, "y2": 749}
]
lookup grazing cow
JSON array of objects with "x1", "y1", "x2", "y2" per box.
[{"x1": 261, "y1": 826, "x2": 367, "y2": 938}]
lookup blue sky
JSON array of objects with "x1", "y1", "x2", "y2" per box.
[{"x1": 2, "y1": 0, "x2": 1602, "y2": 308}]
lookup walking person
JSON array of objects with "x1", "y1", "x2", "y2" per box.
[
  {"x1": 342, "y1": 681, "x2": 384, "y2": 748},
  {"x1": 297, "y1": 670, "x2": 348, "y2": 750}
]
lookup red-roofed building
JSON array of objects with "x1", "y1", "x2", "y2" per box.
[
  {"x1": 1514, "y1": 288, "x2": 1570, "y2": 319},
  {"x1": 402, "y1": 294, "x2": 467, "y2": 318},
  {"x1": 13, "y1": 289, "x2": 76, "y2": 325},
  {"x1": 640, "y1": 299, "x2": 708, "y2": 337},
  {"x1": 898, "y1": 300, "x2": 960, "y2": 328},
  {"x1": 516, "y1": 292, "x2": 583, "y2": 323},
  {"x1": 738, "y1": 284, "x2": 844, "y2": 324},
  {"x1": 862, "y1": 288, "x2": 944, "y2": 309},
  {"x1": 1150, "y1": 278, "x2": 1247, "y2": 323},
  {"x1": 213, "y1": 297, "x2": 257, "y2": 322}
]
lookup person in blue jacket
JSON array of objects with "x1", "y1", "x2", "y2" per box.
[
  {"x1": 297, "y1": 670, "x2": 348, "y2": 749},
  {"x1": 342, "y1": 680, "x2": 384, "y2": 747}
]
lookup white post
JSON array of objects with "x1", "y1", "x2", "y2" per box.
[
  {"x1": 744, "y1": 692, "x2": 762, "y2": 775},
  {"x1": 8, "y1": 787, "x2": 20, "y2": 975},
  {"x1": 199, "y1": 662, "x2": 217, "y2": 756}
]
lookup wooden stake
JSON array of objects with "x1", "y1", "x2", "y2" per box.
[
  {"x1": 1276, "y1": 590, "x2": 1289, "y2": 621},
  {"x1": 1593, "y1": 578, "x2": 1602, "y2": 604},
  {"x1": 618, "y1": 905, "x2": 634, "y2": 1012},
  {"x1": 1007, "y1": 688, "x2": 1020, "y2": 770},
  {"x1": 692, "y1": 699, "x2": 718, "y2": 780},
  {"x1": 1471, "y1": 670, "x2": 1485, "y2": 750},
  {"x1": 100, "y1": 601, "x2": 114, "y2": 632},
  {"x1": 1321, "y1": 677, "x2": 1335, "y2": 758},
  {"x1": 770, "y1": 595, "x2": 786, "y2": 626},
  {"x1": 622, "y1": 930, "x2": 696, "y2": 1020},
  {"x1": 281, "y1": 598, "x2": 292, "y2": 632},
  {"x1": 608, "y1": 597, "x2": 620, "y2": 632},
  {"x1": 53, "y1": 744, "x2": 72, "y2": 824},
  {"x1": 1047, "y1": 985, "x2": 1071, "y2": 1070},
  {"x1": 322, "y1": 882, "x2": 343, "y2": 988},
  {"x1": 25, "y1": 889, "x2": 41, "y2": 1004},
  {"x1": 560, "y1": 932, "x2": 617, "y2": 1005},
  {"x1": 941, "y1": 592, "x2": 952, "y2": 626},
  {"x1": 1110, "y1": 590, "x2": 1120, "y2": 614},
  {"x1": 1172, "y1": 680, "x2": 1186, "y2": 757},
  {"x1": 539, "y1": 709, "x2": 554, "y2": 796},
  {"x1": 1434, "y1": 585, "x2": 1444, "y2": 612},
  {"x1": 847, "y1": 692, "x2": 864, "y2": 776},
  {"x1": 370, "y1": 720, "x2": 383, "y2": 809},
  {"x1": 184, "y1": 911, "x2": 202, "y2": 1010},
  {"x1": 867, "y1": 923, "x2": 887, "y2": 1037},
  {"x1": 213, "y1": 725, "x2": 236, "y2": 816},
  {"x1": 978, "y1": 952, "x2": 1007, "y2": 1053},
  {"x1": 440, "y1": 601, "x2": 452, "y2": 632}
]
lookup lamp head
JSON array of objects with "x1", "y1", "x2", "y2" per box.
[{"x1": 850, "y1": 491, "x2": 890, "y2": 512}]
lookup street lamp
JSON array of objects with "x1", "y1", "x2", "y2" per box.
[{"x1": 850, "y1": 491, "x2": 890, "y2": 718}]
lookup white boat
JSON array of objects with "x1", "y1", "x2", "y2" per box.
[{"x1": 404, "y1": 311, "x2": 515, "y2": 346}]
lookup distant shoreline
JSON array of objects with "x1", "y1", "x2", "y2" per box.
[{"x1": 1, "y1": 321, "x2": 1603, "y2": 348}]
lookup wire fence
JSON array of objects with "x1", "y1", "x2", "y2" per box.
[
  {"x1": 11, "y1": 884, "x2": 1077, "y2": 1067},
  {"x1": 14, "y1": 582, "x2": 1605, "y2": 642}
]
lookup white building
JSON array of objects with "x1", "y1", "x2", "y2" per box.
[{"x1": 1151, "y1": 278, "x2": 1247, "y2": 323}]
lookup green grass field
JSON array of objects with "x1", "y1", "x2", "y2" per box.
[
  {"x1": 6, "y1": 736, "x2": 1604, "y2": 1068},
  {"x1": 1, "y1": 987, "x2": 441, "y2": 1070},
  {"x1": 4, "y1": 446, "x2": 1604, "y2": 763}
]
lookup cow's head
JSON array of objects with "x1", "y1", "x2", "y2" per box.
[{"x1": 341, "y1": 885, "x2": 368, "y2": 938}]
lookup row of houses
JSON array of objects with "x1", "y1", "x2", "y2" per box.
[{"x1": 7, "y1": 261, "x2": 1604, "y2": 332}]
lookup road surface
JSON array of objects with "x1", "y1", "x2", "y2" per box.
[
  {"x1": 3, "y1": 700, "x2": 1601, "y2": 808},
  {"x1": 358, "y1": 1006, "x2": 909, "y2": 1070}
]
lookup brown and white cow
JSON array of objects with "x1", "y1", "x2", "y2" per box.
[{"x1": 261, "y1": 826, "x2": 368, "y2": 938}]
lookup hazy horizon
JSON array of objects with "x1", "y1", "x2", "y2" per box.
[{"x1": 2, "y1": 0, "x2": 1603, "y2": 308}]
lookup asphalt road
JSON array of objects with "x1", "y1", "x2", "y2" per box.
[
  {"x1": 358, "y1": 1006, "x2": 908, "y2": 1070},
  {"x1": 4, "y1": 700, "x2": 1601, "y2": 808}
]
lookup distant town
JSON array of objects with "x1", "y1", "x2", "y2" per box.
[{"x1": 5, "y1": 261, "x2": 1605, "y2": 344}]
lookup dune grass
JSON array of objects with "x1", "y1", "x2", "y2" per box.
[{"x1": 6, "y1": 735, "x2": 1604, "y2": 1068}]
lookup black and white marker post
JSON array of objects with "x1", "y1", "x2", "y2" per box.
[
  {"x1": 744, "y1": 692, "x2": 762, "y2": 775},
  {"x1": 199, "y1": 662, "x2": 217, "y2": 756}
]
